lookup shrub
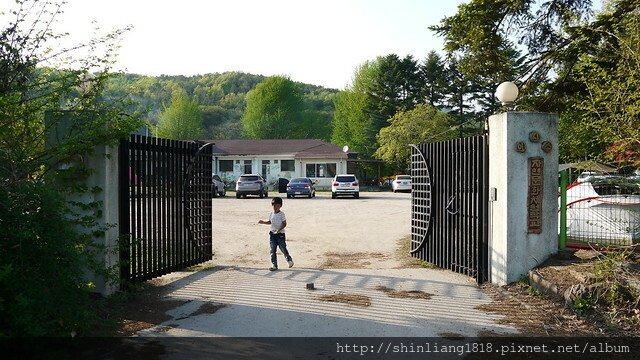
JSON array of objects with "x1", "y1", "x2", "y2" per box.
[{"x1": 0, "y1": 182, "x2": 99, "y2": 337}]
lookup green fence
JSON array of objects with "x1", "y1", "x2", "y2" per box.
[{"x1": 558, "y1": 172, "x2": 640, "y2": 248}]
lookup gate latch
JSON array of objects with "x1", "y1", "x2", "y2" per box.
[{"x1": 489, "y1": 187, "x2": 497, "y2": 202}]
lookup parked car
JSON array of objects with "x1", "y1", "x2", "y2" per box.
[
  {"x1": 392, "y1": 175, "x2": 412, "y2": 193},
  {"x1": 577, "y1": 171, "x2": 602, "y2": 182},
  {"x1": 331, "y1": 174, "x2": 359, "y2": 199},
  {"x1": 286, "y1": 177, "x2": 316, "y2": 198},
  {"x1": 235, "y1": 174, "x2": 269, "y2": 198},
  {"x1": 212, "y1": 174, "x2": 226, "y2": 197}
]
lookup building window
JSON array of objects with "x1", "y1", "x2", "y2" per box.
[
  {"x1": 219, "y1": 160, "x2": 233, "y2": 172},
  {"x1": 281, "y1": 160, "x2": 294, "y2": 172},
  {"x1": 235, "y1": 160, "x2": 240, "y2": 164},
  {"x1": 262, "y1": 160, "x2": 270, "y2": 179},
  {"x1": 306, "y1": 163, "x2": 336, "y2": 178},
  {"x1": 274, "y1": 160, "x2": 279, "y2": 164},
  {"x1": 243, "y1": 160, "x2": 252, "y2": 174}
]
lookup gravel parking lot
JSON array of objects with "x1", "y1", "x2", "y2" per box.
[{"x1": 212, "y1": 191, "x2": 413, "y2": 269}]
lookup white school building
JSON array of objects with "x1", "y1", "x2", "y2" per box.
[{"x1": 209, "y1": 139, "x2": 352, "y2": 189}]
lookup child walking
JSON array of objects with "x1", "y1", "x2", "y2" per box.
[{"x1": 258, "y1": 197, "x2": 294, "y2": 271}]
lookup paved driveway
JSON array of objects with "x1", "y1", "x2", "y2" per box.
[{"x1": 136, "y1": 192, "x2": 518, "y2": 339}]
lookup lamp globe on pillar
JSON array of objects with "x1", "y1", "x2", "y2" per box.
[{"x1": 495, "y1": 81, "x2": 519, "y2": 110}]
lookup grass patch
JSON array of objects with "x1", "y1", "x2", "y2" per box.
[
  {"x1": 185, "y1": 261, "x2": 219, "y2": 272},
  {"x1": 317, "y1": 293, "x2": 372, "y2": 307},
  {"x1": 375, "y1": 285, "x2": 433, "y2": 300}
]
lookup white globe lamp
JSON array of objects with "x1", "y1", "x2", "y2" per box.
[{"x1": 495, "y1": 81, "x2": 519, "y2": 108}]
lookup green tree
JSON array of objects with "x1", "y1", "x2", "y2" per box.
[
  {"x1": 154, "y1": 89, "x2": 204, "y2": 139},
  {"x1": 332, "y1": 55, "x2": 425, "y2": 158},
  {"x1": 420, "y1": 51, "x2": 447, "y2": 107},
  {"x1": 241, "y1": 75, "x2": 305, "y2": 139},
  {"x1": 1, "y1": 0, "x2": 142, "y2": 337},
  {"x1": 375, "y1": 104, "x2": 455, "y2": 171},
  {"x1": 331, "y1": 61, "x2": 378, "y2": 156},
  {"x1": 570, "y1": 2, "x2": 640, "y2": 166},
  {"x1": 368, "y1": 54, "x2": 422, "y2": 131},
  {"x1": 431, "y1": 0, "x2": 593, "y2": 92}
]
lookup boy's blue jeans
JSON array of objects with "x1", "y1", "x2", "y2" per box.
[{"x1": 269, "y1": 232, "x2": 292, "y2": 268}]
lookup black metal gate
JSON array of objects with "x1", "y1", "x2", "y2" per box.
[
  {"x1": 410, "y1": 135, "x2": 489, "y2": 283},
  {"x1": 118, "y1": 135, "x2": 213, "y2": 286}
]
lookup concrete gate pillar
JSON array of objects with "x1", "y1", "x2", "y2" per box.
[
  {"x1": 488, "y1": 112, "x2": 559, "y2": 285},
  {"x1": 79, "y1": 144, "x2": 120, "y2": 296},
  {"x1": 46, "y1": 111, "x2": 120, "y2": 296}
]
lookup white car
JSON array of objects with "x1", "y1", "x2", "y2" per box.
[
  {"x1": 392, "y1": 175, "x2": 412, "y2": 193},
  {"x1": 331, "y1": 174, "x2": 359, "y2": 199}
]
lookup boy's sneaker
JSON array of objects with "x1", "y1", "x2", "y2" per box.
[
  {"x1": 269, "y1": 265, "x2": 278, "y2": 271},
  {"x1": 287, "y1": 260, "x2": 294, "y2": 268}
]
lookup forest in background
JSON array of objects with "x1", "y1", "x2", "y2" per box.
[{"x1": 103, "y1": 72, "x2": 338, "y2": 141}]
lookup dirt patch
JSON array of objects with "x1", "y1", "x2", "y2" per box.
[
  {"x1": 476, "y1": 248, "x2": 640, "y2": 337},
  {"x1": 109, "y1": 282, "x2": 188, "y2": 337},
  {"x1": 375, "y1": 285, "x2": 433, "y2": 300},
  {"x1": 317, "y1": 293, "x2": 372, "y2": 307},
  {"x1": 321, "y1": 252, "x2": 388, "y2": 268},
  {"x1": 438, "y1": 332, "x2": 466, "y2": 339},
  {"x1": 532, "y1": 249, "x2": 600, "y2": 296},
  {"x1": 119, "y1": 319, "x2": 157, "y2": 335},
  {"x1": 477, "y1": 283, "x2": 600, "y2": 336},
  {"x1": 394, "y1": 236, "x2": 424, "y2": 268}
]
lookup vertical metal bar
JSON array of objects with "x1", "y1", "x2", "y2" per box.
[
  {"x1": 152, "y1": 136, "x2": 159, "y2": 277},
  {"x1": 179, "y1": 140, "x2": 186, "y2": 268},
  {"x1": 481, "y1": 134, "x2": 490, "y2": 283},
  {"x1": 559, "y1": 170, "x2": 568, "y2": 249},
  {"x1": 464, "y1": 138, "x2": 475, "y2": 278},
  {"x1": 141, "y1": 135, "x2": 148, "y2": 278},
  {"x1": 456, "y1": 138, "x2": 462, "y2": 275},
  {"x1": 118, "y1": 139, "x2": 130, "y2": 287},
  {"x1": 444, "y1": 140, "x2": 450, "y2": 270},
  {"x1": 170, "y1": 139, "x2": 176, "y2": 272},
  {"x1": 472, "y1": 136, "x2": 479, "y2": 282},
  {"x1": 208, "y1": 145, "x2": 214, "y2": 259},
  {"x1": 473, "y1": 136, "x2": 480, "y2": 280},
  {"x1": 148, "y1": 136, "x2": 155, "y2": 277},
  {"x1": 135, "y1": 135, "x2": 143, "y2": 281},
  {"x1": 437, "y1": 141, "x2": 444, "y2": 268},
  {"x1": 433, "y1": 143, "x2": 446, "y2": 268},
  {"x1": 456, "y1": 138, "x2": 462, "y2": 274},
  {"x1": 172, "y1": 139, "x2": 178, "y2": 271},
  {"x1": 427, "y1": 143, "x2": 434, "y2": 265},
  {"x1": 161, "y1": 138, "x2": 167, "y2": 271}
]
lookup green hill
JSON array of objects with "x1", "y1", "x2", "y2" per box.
[{"x1": 104, "y1": 71, "x2": 338, "y2": 140}]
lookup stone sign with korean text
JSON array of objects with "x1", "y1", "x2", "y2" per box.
[{"x1": 527, "y1": 157, "x2": 544, "y2": 234}]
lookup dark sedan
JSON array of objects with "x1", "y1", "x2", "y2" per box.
[{"x1": 286, "y1": 177, "x2": 316, "y2": 198}]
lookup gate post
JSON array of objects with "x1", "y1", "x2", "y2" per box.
[
  {"x1": 488, "y1": 112, "x2": 559, "y2": 285},
  {"x1": 45, "y1": 111, "x2": 121, "y2": 296},
  {"x1": 82, "y1": 144, "x2": 121, "y2": 295}
]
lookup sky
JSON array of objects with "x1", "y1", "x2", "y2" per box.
[{"x1": 24, "y1": 0, "x2": 467, "y2": 90}]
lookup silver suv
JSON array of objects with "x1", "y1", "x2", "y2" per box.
[
  {"x1": 212, "y1": 174, "x2": 226, "y2": 197},
  {"x1": 235, "y1": 174, "x2": 269, "y2": 198},
  {"x1": 331, "y1": 174, "x2": 359, "y2": 199}
]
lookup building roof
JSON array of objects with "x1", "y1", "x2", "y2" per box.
[
  {"x1": 207, "y1": 139, "x2": 349, "y2": 159},
  {"x1": 559, "y1": 161, "x2": 617, "y2": 173}
]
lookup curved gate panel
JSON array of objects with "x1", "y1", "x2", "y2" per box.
[{"x1": 410, "y1": 136, "x2": 489, "y2": 283}]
